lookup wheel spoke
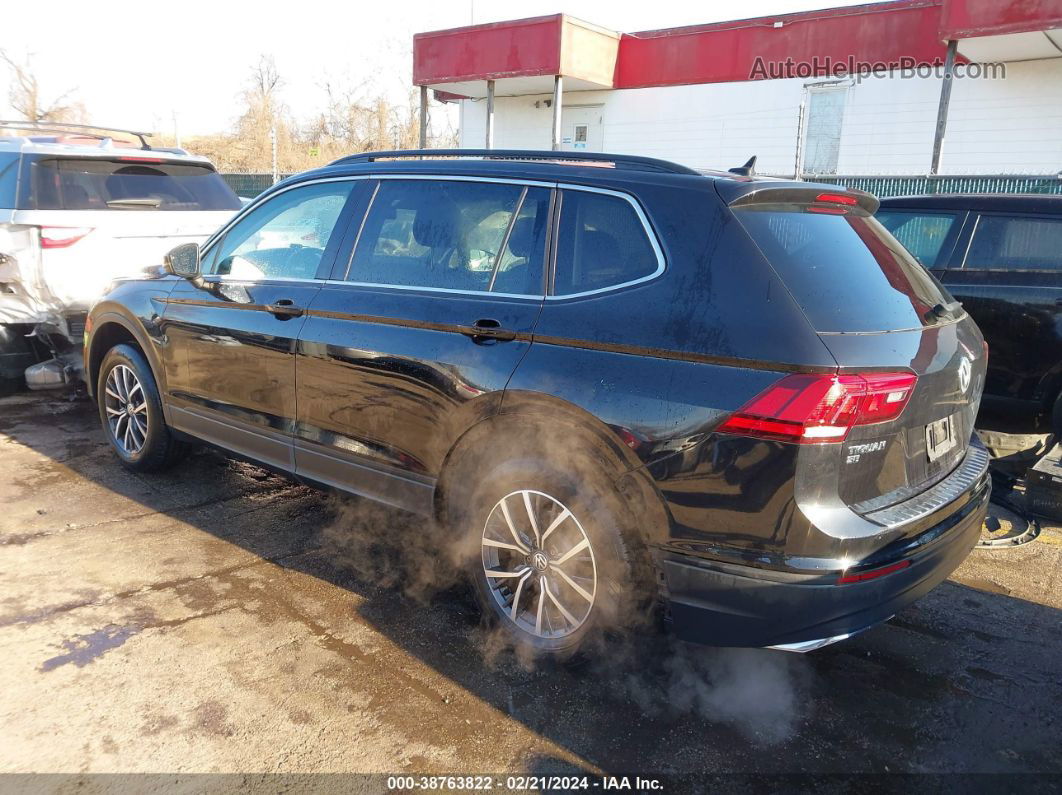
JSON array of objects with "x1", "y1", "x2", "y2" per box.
[
  {"x1": 535, "y1": 578, "x2": 546, "y2": 634},
  {"x1": 498, "y1": 496, "x2": 530, "y2": 554},
  {"x1": 105, "y1": 386, "x2": 122, "y2": 402},
  {"x1": 522, "y1": 491, "x2": 541, "y2": 547},
  {"x1": 553, "y1": 566, "x2": 594, "y2": 603},
  {"x1": 482, "y1": 538, "x2": 528, "y2": 555},
  {"x1": 553, "y1": 537, "x2": 590, "y2": 567},
  {"x1": 509, "y1": 569, "x2": 533, "y2": 621},
  {"x1": 483, "y1": 566, "x2": 531, "y2": 579},
  {"x1": 124, "y1": 421, "x2": 134, "y2": 451},
  {"x1": 540, "y1": 507, "x2": 571, "y2": 543},
  {"x1": 131, "y1": 401, "x2": 148, "y2": 414},
  {"x1": 544, "y1": 580, "x2": 579, "y2": 627},
  {"x1": 105, "y1": 406, "x2": 124, "y2": 417}
]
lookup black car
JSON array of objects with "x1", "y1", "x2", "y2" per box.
[
  {"x1": 877, "y1": 194, "x2": 1062, "y2": 434},
  {"x1": 84, "y1": 150, "x2": 990, "y2": 657}
]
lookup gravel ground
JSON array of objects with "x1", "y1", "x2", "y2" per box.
[{"x1": 1, "y1": 391, "x2": 1060, "y2": 782}]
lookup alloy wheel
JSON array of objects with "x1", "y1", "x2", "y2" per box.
[
  {"x1": 481, "y1": 489, "x2": 597, "y2": 639},
  {"x1": 104, "y1": 364, "x2": 148, "y2": 455}
]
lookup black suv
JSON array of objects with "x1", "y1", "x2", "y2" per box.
[
  {"x1": 84, "y1": 150, "x2": 990, "y2": 656},
  {"x1": 877, "y1": 194, "x2": 1062, "y2": 434}
]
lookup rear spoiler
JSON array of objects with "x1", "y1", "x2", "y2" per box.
[{"x1": 714, "y1": 181, "x2": 879, "y2": 214}]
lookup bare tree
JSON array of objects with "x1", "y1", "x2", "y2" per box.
[{"x1": 0, "y1": 50, "x2": 84, "y2": 123}]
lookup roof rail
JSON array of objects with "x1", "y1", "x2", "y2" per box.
[
  {"x1": 0, "y1": 120, "x2": 153, "y2": 150},
  {"x1": 329, "y1": 149, "x2": 701, "y2": 176}
]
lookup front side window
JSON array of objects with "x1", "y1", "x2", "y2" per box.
[
  {"x1": 552, "y1": 190, "x2": 660, "y2": 296},
  {"x1": 209, "y1": 181, "x2": 354, "y2": 280},
  {"x1": 346, "y1": 180, "x2": 549, "y2": 295},
  {"x1": 875, "y1": 210, "x2": 961, "y2": 268},
  {"x1": 965, "y1": 215, "x2": 1062, "y2": 271}
]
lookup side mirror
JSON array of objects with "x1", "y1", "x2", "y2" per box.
[{"x1": 164, "y1": 243, "x2": 200, "y2": 279}]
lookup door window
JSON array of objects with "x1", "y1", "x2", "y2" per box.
[
  {"x1": 875, "y1": 210, "x2": 961, "y2": 267},
  {"x1": 209, "y1": 181, "x2": 355, "y2": 280},
  {"x1": 346, "y1": 180, "x2": 549, "y2": 295},
  {"x1": 552, "y1": 190, "x2": 661, "y2": 296},
  {"x1": 965, "y1": 215, "x2": 1062, "y2": 271}
]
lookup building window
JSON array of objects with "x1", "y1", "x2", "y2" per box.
[{"x1": 801, "y1": 85, "x2": 848, "y2": 176}]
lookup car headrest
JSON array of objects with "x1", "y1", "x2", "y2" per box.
[
  {"x1": 506, "y1": 217, "x2": 536, "y2": 259},
  {"x1": 411, "y1": 197, "x2": 460, "y2": 249},
  {"x1": 581, "y1": 229, "x2": 621, "y2": 266}
]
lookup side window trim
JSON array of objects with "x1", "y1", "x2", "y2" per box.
[
  {"x1": 331, "y1": 174, "x2": 554, "y2": 299},
  {"x1": 198, "y1": 176, "x2": 367, "y2": 282},
  {"x1": 547, "y1": 183, "x2": 667, "y2": 300}
]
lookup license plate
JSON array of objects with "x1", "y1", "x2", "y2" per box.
[{"x1": 926, "y1": 414, "x2": 958, "y2": 462}]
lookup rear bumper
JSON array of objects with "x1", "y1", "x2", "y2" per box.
[{"x1": 661, "y1": 472, "x2": 989, "y2": 649}]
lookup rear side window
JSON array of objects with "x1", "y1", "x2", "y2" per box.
[
  {"x1": 347, "y1": 180, "x2": 550, "y2": 295},
  {"x1": 553, "y1": 190, "x2": 660, "y2": 296},
  {"x1": 0, "y1": 153, "x2": 19, "y2": 208},
  {"x1": 735, "y1": 206, "x2": 952, "y2": 333},
  {"x1": 875, "y1": 209, "x2": 960, "y2": 268},
  {"x1": 965, "y1": 215, "x2": 1062, "y2": 271},
  {"x1": 25, "y1": 157, "x2": 241, "y2": 211}
]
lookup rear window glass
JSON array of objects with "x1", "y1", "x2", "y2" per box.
[
  {"x1": 735, "y1": 206, "x2": 953, "y2": 333},
  {"x1": 553, "y1": 190, "x2": 659, "y2": 296},
  {"x1": 875, "y1": 209, "x2": 960, "y2": 268},
  {"x1": 25, "y1": 157, "x2": 241, "y2": 211},
  {"x1": 0, "y1": 152, "x2": 19, "y2": 208},
  {"x1": 965, "y1": 215, "x2": 1062, "y2": 271}
]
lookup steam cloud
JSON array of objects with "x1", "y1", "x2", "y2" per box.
[{"x1": 320, "y1": 494, "x2": 809, "y2": 745}]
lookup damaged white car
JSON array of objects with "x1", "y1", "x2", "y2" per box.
[{"x1": 0, "y1": 122, "x2": 241, "y2": 392}]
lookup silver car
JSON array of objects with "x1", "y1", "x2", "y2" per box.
[{"x1": 0, "y1": 121, "x2": 240, "y2": 391}]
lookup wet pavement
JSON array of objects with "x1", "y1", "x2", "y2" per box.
[{"x1": 1, "y1": 391, "x2": 1060, "y2": 778}]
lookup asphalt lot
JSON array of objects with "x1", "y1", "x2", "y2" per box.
[{"x1": 1, "y1": 391, "x2": 1061, "y2": 779}]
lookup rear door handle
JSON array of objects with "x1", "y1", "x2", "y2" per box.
[
  {"x1": 266, "y1": 299, "x2": 304, "y2": 319},
  {"x1": 464, "y1": 318, "x2": 517, "y2": 343}
]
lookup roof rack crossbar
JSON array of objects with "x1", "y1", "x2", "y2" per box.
[
  {"x1": 329, "y1": 149, "x2": 700, "y2": 176},
  {"x1": 0, "y1": 120, "x2": 154, "y2": 150}
]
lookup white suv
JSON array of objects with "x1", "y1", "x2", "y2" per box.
[{"x1": 0, "y1": 122, "x2": 241, "y2": 392}]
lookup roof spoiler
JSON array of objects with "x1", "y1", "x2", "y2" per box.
[{"x1": 716, "y1": 182, "x2": 880, "y2": 214}]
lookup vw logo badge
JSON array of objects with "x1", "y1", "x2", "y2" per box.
[{"x1": 958, "y1": 356, "x2": 972, "y2": 394}]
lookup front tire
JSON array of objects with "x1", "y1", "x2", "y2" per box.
[{"x1": 97, "y1": 344, "x2": 185, "y2": 472}]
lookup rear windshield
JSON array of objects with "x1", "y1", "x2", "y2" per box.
[
  {"x1": 735, "y1": 205, "x2": 954, "y2": 333},
  {"x1": 23, "y1": 157, "x2": 241, "y2": 211}
]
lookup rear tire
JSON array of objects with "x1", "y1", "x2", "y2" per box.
[
  {"x1": 447, "y1": 445, "x2": 649, "y2": 660},
  {"x1": 97, "y1": 344, "x2": 186, "y2": 472}
]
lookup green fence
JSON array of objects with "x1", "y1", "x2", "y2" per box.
[
  {"x1": 809, "y1": 174, "x2": 1062, "y2": 197},
  {"x1": 222, "y1": 172, "x2": 1062, "y2": 200},
  {"x1": 221, "y1": 174, "x2": 294, "y2": 198}
]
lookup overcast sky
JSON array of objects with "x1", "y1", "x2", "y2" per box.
[{"x1": 1, "y1": 0, "x2": 886, "y2": 137}]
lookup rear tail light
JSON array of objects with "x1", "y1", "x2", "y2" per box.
[
  {"x1": 717, "y1": 372, "x2": 917, "y2": 444},
  {"x1": 39, "y1": 226, "x2": 93, "y2": 248}
]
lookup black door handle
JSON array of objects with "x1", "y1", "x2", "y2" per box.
[
  {"x1": 464, "y1": 318, "x2": 517, "y2": 344},
  {"x1": 266, "y1": 299, "x2": 304, "y2": 319}
]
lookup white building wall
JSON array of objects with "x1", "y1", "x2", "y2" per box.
[{"x1": 458, "y1": 59, "x2": 1062, "y2": 176}]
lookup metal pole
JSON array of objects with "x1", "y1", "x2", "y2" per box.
[
  {"x1": 930, "y1": 40, "x2": 958, "y2": 176},
  {"x1": 551, "y1": 75, "x2": 563, "y2": 151},
  {"x1": 485, "y1": 80, "x2": 495, "y2": 149},
  {"x1": 419, "y1": 85, "x2": 428, "y2": 150},
  {"x1": 270, "y1": 124, "x2": 278, "y2": 184}
]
